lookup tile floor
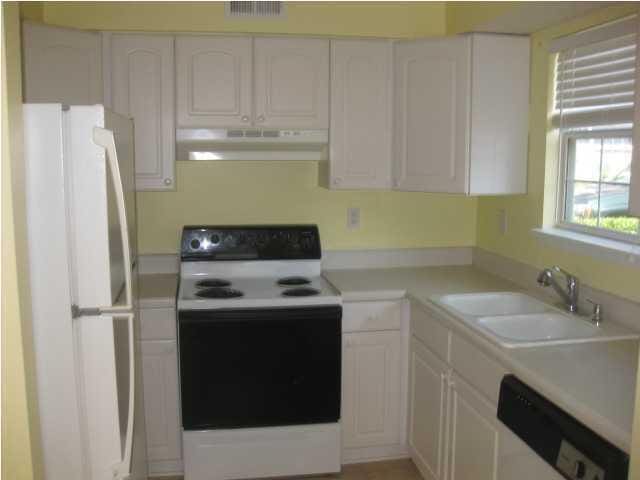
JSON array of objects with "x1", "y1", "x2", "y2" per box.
[{"x1": 149, "y1": 459, "x2": 422, "y2": 480}]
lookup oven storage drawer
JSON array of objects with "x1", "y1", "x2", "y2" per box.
[{"x1": 178, "y1": 306, "x2": 342, "y2": 431}]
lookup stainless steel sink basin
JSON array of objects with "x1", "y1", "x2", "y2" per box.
[{"x1": 437, "y1": 292, "x2": 550, "y2": 317}]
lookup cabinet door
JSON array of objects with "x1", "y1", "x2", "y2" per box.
[
  {"x1": 329, "y1": 40, "x2": 392, "y2": 190},
  {"x1": 447, "y1": 373, "x2": 499, "y2": 480},
  {"x1": 342, "y1": 331, "x2": 402, "y2": 449},
  {"x1": 110, "y1": 34, "x2": 175, "y2": 191},
  {"x1": 468, "y1": 34, "x2": 529, "y2": 195},
  {"x1": 141, "y1": 340, "x2": 182, "y2": 465},
  {"x1": 176, "y1": 36, "x2": 252, "y2": 127},
  {"x1": 393, "y1": 37, "x2": 470, "y2": 193},
  {"x1": 254, "y1": 37, "x2": 329, "y2": 128},
  {"x1": 409, "y1": 338, "x2": 449, "y2": 480},
  {"x1": 22, "y1": 22, "x2": 102, "y2": 104}
]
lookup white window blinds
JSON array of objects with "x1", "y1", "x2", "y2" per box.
[{"x1": 551, "y1": 15, "x2": 637, "y2": 130}]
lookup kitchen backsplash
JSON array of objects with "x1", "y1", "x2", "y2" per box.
[{"x1": 136, "y1": 161, "x2": 478, "y2": 254}]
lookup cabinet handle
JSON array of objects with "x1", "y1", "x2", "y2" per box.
[
  {"x1": 241, "y1": 115, "x2": 250, "y2": 123},
  {"x1": 256, "y1": 115, "x2": 265, "y2": 123},
  {"x1": 333, "y1": 177, "x2": 342, "y2": 186},
  {"x1": 163, "y1": 178, "x2": 172, "y2": 186}
]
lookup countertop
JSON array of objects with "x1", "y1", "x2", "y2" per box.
[
  {"x1": 137, "y1": 266, "x2": 638, "y2": 453},
  {"x1": 138, "y1": 273, "x2": 178, "y2": 308},
  {"x1": 323, "y1": 266, "x2": 639, "y2": 454}
]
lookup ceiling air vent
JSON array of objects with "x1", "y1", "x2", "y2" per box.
[{"x1": 226, "y1": 1, "x2": 285, "y2": 18}]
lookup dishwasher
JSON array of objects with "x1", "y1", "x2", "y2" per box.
[{"x1": 497, "y1": 375, "x2": 629, "y2": 480}]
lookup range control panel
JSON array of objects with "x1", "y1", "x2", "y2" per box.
[{"x1": 180, "y1": 225, "x2": 321, "y2": 261}]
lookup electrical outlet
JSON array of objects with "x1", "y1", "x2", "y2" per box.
[
  {"x1": 347, "y1": 207, "x2": 360, "y2": 230},
  {"x1": 498, "y1": 208, "x2": 508, "y2": 235}
]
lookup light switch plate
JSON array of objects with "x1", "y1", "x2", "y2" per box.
[{"x1": 347, "y1": 207, "x2": 360, "y2": 230}]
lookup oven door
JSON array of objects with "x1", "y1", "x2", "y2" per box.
[{"x1": 179, "y1": 306, "x2": 342, "y2": 431}]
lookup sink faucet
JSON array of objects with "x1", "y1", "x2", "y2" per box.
[{"x1": 537, "y1": 266, "x2": 579, "y2": 313}]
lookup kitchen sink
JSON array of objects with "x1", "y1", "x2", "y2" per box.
[
  {"x1": 433, "y1": 292, "x2": 639, "y2": 348},
  {"x1": 477, "y1": 313, "x2": 597, "y2": 347},
  {"x1": 437, "y1": 292, "x2": 550, "y2": 317},
  {"x1": 475, "y1": 312, "x2": 638, "y2": 348}
]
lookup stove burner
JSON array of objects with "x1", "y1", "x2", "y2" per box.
[
  {"x1": 196, "y1": 278, "x2": 231, "y2": 288},
  {"x1": 282, "y1": 287, "x2": 320, "y2": 297},
  {"x1": 277, "y1": 276, "x2": 311, "y2": 286},
  {"x1": 195, "y1": 287, "x2": 244, "y2": 299}
]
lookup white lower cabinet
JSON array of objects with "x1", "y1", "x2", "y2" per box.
[
  {"x1": 342, "y1": 331, "x2": 402, "y2": 448},
  {"x1": 341, "y1": 301, "x2": 408, "y2": 463},
  {"x1": 447, "y1": 373, "x2": 499, "y2": 480},
  {"x1": 139, "y1": 307, "x2": 182, "y2": 476},
  {"x1": 409, "y1": 338, "x2": 449, "y2": 480},
  {"x1": 408, "y1": 306, "x2": 559, "y2": 480},
  {"x1": 410, "y1": 335, "x2": 500, "y2": 480}
]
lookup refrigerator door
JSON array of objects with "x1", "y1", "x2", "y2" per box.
[
  {"x1": 25, "y1": 104, "x2": 144, "y2": 480},
  {"x1": 105, "y1": 109, "x2": 137, "y2": 302}
]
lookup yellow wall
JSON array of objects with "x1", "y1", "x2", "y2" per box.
[
  {"x1": 2, "y1": 3, "x2": 42, "y2": 480},
  {"x1": 43, "y1": 1, "x2": 446, "y2": 38},
  {"x1": 42, "y1": 1, "x2": 479, "y2": 254},
  {"x1": 138, "y1": 163, "x2": 477, "y2": 253},
  {"x1": 446, "y1": 1, "x2": 519, "y2": 34},
  {"x1": 474, "y1": 3, "x2": 640, "y2": 303}
]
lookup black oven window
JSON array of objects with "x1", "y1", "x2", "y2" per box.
[{"x1": 178, "y1": 306, "x2": 342, "y2": 430}]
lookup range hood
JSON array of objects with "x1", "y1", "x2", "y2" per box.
[{"x1": 176, "y1": 128, "x2": 328, "y2": 161}]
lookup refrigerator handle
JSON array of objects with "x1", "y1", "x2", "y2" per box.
[{"x1": 113, "y1": 311, "x2": 135, "y2": 480}]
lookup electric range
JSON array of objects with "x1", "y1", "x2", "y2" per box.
[{"x1": 177, "y1": 225, "x2": 342, "y2": 480}]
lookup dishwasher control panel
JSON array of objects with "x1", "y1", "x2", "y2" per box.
[
  {"x1": 497, "y1": 375, "x2": 628, "y2": 480},
  {"x1": 556, "y1": 440, "x2": 605, "y2": 480}
]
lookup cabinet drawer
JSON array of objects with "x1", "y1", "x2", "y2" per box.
[
  {"x1": 140, "y1": 308, "x2": 177, "y2": 340},
  {"x1": 450, "y1": 333, "x2": 507, "y2": 405},
  {"x1": 342, "y1": 301, "x2": 402, "y2": 332},
  {"x1": 410, "y1": 301, "x2": 450, "y2": 362}
]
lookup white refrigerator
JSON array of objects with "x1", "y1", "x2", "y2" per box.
[{"x1": 23, "y1": 104, "x2": 148, "y2": 480}]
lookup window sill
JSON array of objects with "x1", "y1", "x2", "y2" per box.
[{"x1": 532, "y1": 227, "x2": 640, "y2": 266}]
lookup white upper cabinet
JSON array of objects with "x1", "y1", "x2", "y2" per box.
[
  {"x1": 394, "y1": 36, "x2": 470, "y2": 193},
  {"x1": 108, "y1": 34, "x2": 176, "y2": 190},
  {"x1": 176, "y1": 36, "x2": 328, "y2": 129},
  {"x1": 393, "y1": 33, "x2": 530, "y2": 195},
  {"x1": 22, "y1": 22, "x2": 103, "y2": 105},
  {"x1": 328, "y1": 40, "x2": 392, "y2": 190},
  {"x1": 468, "y1": 34, "x2": 529, "y2": 195},
  {"x1": 254, "y1": 37, "x2": 329, "y2": 128},
  {"x1": 176, "y1": 36, "x2": 252, "y2": 128}
]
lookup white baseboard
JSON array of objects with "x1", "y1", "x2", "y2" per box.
[
  {"x1": 148, "y1": 459, "x2": 183, "y2": 477},
  {"x1": 342, "y1": 444, "x2": 409, "y2": 464}
]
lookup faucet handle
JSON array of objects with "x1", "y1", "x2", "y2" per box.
[{"x1": 586, "y1": 299, "x2": 602, "y2": 325}]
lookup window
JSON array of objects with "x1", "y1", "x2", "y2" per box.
[{"x1": 551, "y1": 15, "x2": 639, "y2": 243}]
